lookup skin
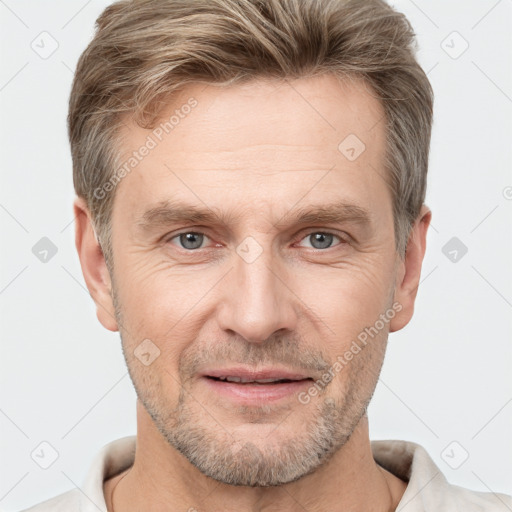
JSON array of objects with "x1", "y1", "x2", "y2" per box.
[{"x1": 75, "y1": 74, "x2": 431, "y2": 511}]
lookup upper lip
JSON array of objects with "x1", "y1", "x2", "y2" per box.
[{"x1": 202, "y1": 367, "x2": 313, "y2": 382}]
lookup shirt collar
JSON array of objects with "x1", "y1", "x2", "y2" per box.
[{"x1": 79, "y1": 436, "x2": 449, "y2": 511}]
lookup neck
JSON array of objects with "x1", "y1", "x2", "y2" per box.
[{"x1": 106, "y1": 400, "x2": 407, "y2": 512}]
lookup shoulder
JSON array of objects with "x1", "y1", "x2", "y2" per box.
[
  {"x1": 440, "y1": 483, "x2": 512, "y2": 510},
  {"x1": 18, "y1": 436, "x2": 135, "y2": 512},
  {"x1": 372, "y1": 439, "x2": 512, "y2": 511},
  {"x1": 18, "y1": 489, "x2": 85, "y2": 511}
]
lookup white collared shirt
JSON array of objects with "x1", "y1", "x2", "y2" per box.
[{"x1": 20, "y1": 436, "x2": 511, "y2": 511}]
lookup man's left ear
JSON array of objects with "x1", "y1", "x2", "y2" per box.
[{"x1": 390, "y1": 204, "x2": 432, "y2": 333}]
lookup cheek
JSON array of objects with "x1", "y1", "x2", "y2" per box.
[
  {"x1": 113, "y1": 246, "x2": 207, "y2": 324},
  {"x1": 113, "y1": 256, "x2": 220, "y2": 373},
  {"x1": 292, "y1": 255, "x2": 394, "y2": 332}
]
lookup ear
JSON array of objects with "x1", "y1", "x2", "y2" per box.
[
  {"x1": 389, "y1": 204, "x2": 432, "y2": 333},
  {"x1": 73, "y1": 197, "x2": 119, "y2": 332}
]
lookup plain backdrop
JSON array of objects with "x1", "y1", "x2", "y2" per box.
[{"x1": 1, "y1": 1, "x2": 511, "y2": 510}]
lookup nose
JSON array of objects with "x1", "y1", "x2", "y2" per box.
[{"x1": 216, "y1": 242, "x2": 299, "y2": 343}]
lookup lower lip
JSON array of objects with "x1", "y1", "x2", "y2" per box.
[{"x1": 202, "y1": 377, "x2": 312, "y2": 404}]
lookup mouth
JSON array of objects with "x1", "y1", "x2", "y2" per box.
[
  {"x1": 201, "y1": 368, "x2": 314, "y2": 403},
  {"x1": 208, "y1": 375, "x2": 310, "y2": 384}
]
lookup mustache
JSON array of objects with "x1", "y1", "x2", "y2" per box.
[{"x1": 180, "y1": 336, "x2": 332, "y2": 378}]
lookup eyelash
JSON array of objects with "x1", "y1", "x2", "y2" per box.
[{"x1": 165, "y1": 229, "x2": 349, "y2": 252}]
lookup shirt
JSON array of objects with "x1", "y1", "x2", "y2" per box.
[{"x1": 20, "y1": 435, "x2": 511, "y2": 511}]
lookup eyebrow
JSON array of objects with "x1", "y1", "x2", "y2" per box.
[{"x1": 136, "y1": 199, "x2": 372, "y2": 234}]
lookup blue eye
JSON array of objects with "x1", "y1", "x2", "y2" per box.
[
  {"x1": 298, "y1": 232, "x2": 342, "y2": 250},
  {"x1": 167, "y1": 230, "x2": 345, "y2": 252},
  {"x1": 172, "y1": 232, "x2": 207, "y2": 250}
]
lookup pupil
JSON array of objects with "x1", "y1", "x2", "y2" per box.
[
  {"x1": 180, "y1": 233, "x2": 203, "y2": 250},
  {"x1": 311, "y1": 233, "x2": 333, "y2": 249}
]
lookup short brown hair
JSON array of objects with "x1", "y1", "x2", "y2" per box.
[{"x1": 68, "y1": 0, "x2": 434, "y2": 267}]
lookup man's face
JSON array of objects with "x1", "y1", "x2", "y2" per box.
[{"x1": 107, "y1": 75, "x2": 400, "y2": 485}]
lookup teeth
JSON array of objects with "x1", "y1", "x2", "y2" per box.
[{"x1": 218, "y1": 376, "x2": 290, "y2": 384}]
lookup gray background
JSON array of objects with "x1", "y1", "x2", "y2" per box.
[{"x1": 1, "y1": 0, "x2": 511, "y2": 510}]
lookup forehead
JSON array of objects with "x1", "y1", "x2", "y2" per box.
[{"x1": 112, "y1": 74, "x2": 389, "y2": 224}]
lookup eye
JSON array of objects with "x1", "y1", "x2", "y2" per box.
[
  {"x1": 169, "y1": 232, "x2": 209, "y2": 250},
  {"x1": 297, "y1": 231, "x2": 344, "y2": 250}
]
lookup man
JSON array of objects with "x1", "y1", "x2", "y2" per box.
[{"x1": 23, "y1": 0, "x2": 511, "y2": 510}]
